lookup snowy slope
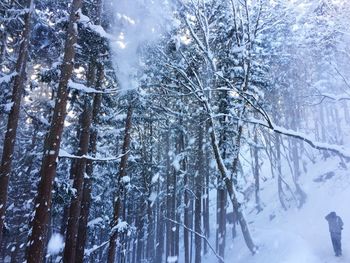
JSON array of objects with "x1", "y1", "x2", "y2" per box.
[{"x1": 205, "y1": 156, "x2": 350, "y2": 263}]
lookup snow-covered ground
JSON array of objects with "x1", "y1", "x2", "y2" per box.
[{"x1": 204, "y1": 156, "x2": 350, "y2": 263}]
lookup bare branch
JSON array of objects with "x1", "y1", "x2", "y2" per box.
[{"x1": 164, "y1": 217, "x2": 225, "y2": 263}]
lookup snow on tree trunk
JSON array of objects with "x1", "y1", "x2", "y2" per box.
[
  {"x1": 205, "y1": 104, "x2": 257, "y2": 254},
  {"x1": 0, "y1": 0, "x2": 33, "y2": 245},
  {"x1": 195, "y1": 121, "x2": 203, "y2": 263},
  {"x1": 107, "y1": 103, "x2": 133, "y2": 263},
  {"x1": 63, "y1": 63, "x2": 95, "y2": 263},
  {"x1": 25, "y1": 0, "x2": 83, "y2": 261},
  {"x1": 75, "y1": 63, "x2": 104, "y2": 263}
]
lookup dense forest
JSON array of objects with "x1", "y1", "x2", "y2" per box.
[{"x1": 1, "y1": 0, "x2": 350, "y2": 262}]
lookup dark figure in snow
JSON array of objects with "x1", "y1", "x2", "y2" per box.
[{"x1": 325, "y1": 212, "x2": 343, "y2": 257}]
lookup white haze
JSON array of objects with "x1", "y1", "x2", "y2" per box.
[{"x1": 107, "y1": 0, "x2": 174, "y2": 90}]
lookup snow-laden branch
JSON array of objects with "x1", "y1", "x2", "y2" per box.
[
  {"x1": 215, "y1": 74, "x2": 350, "y2": 158},
  {"x1": 88, "y1": 24, "x2": 115, "y2": 40},
  {"x1": 58, "y1": 149, "x2": 126, "y2": 162},
  {"x1": 0, "y1": 72, "x2": 17, "y2": 84},
  {"x1": 68, "y1": 80, "x2": 117, "y2": 94},
  {"x1": 179, "y1": 1, "x2": 216, "y2": 71},
  {"x1": 77, "y1": 9, "x2": 116, "y2": 41},
  {"x1": 213, "y1": 110, "x2": 350, "y2": 159},
  {"x1": 77, "y1": 8, "x2": 129, "y2": 51},
  {"x1": 84, "y1": 241, "x2": 109, "y2": 257},
  {"x1": 245, "y1": 117, "x2": 350, "y2": 159},
  {"x1": 164, "y1": 217, "x2": 225, "y2": 263}
]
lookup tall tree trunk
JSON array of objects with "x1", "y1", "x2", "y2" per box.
[
  {"x1": 189, "y1": 166, "x2": 195, "y2": 263},
  {"x1": 319, "y1": 104, "x2": 329, "y2": 159},
  {"x1": 184, "y1": 166, "x2": 190, "y2": 263},
  {"x1": 155, "y1": 144, "x2": 165, "y2": 263},
  {"x1": 291, "y1": 138, "x2": 306, "y2": 208},
  {"x1": 195, "y1": 123, "x2": 203, "y2": 263},
  {"x1": 73, "y1": 0, "x2": 103, "y2": 254},
  {"x1": 0, "y1": 0, "x2": 33, "y2": 245},
  {"x1": 172, "y1": 166, "x2": 178, "y2": 261},
  {"x1": 216, "y1": 93, "x2": 228, "y2": 260},
  {"x1": 165, "y1": 127, "x2": 172, "y2": 262},
  {"x1": 135, "y1": 201, "x2": 143, "y2": 262},
  {"x1": 174, "y1": 166, "x2": 180, "y2": 261},
  {"x1": 342, "y1": 101, "x2": 350, "y2": 124},
  {"x1": 155, "y1": 200, "x2": 164, "y2": 263},
  {"x1": 0, "y1": 2, "x2": 9, "y2": 67},
  {"x1": 107, "y1": 104, "x2": 133, "y2": 263},
  {"x1": 289, "y1": 106, "x2": 307, "y2": 208},
  {"x1": 0, "y1": 30, "x2": 6, "y2": 66},
  {"x1": 314, "y1": 109, "x2": 320, "y2": 141},
  {"x1": 146, "y1": 121, "x2": 155, "y2": 263},
  {"x1": 276, "y1": 134, "x2": 287, "y2": 210},
  {"x1": 75, "y1": 64, "x2": 104, "y2": 263},
  {"x1": 333, "y1": 107, "x2": 342, "y2": 144},
  {"x1": 155, "y1": 135, "x2": 165, "y2": 263},
  {"x1": 63, "y1": 64, "x2": 95, "y2": 263},
  {"x1": 203, "y1": 130, "x2": 210, "y2": 253},
  {"x1": 204, "y1": 101, "x2": 257, "y2": 254},
  {"x1": 253, "y1": 127, "x2": 262, "y2": 211},
  {"x1": 146, "y1": 200, "x2": 154, "y2": 261},
  {"x1": 216, "y1": 186, "x2": 226, "y2": 260},
  {"x1": 181, "y1": 132, "x2": 190, "y2": 263},
  {"x1": 25, "y1": 0, "x2": 83, "y2": 261}
]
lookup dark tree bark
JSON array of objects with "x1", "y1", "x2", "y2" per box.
[
  {"x1": 25, "y1": 0, "x2": 83, "y2": 261},
  {"x1": 145, "y1": 121, "x2": 155, "y2": 263},
  {"x1": 253, "y1": 127, "x2": 262, "y2": 211},
  {"x1": 155, "y1": 200, "x2": 165, "y2": 263},
  {"x1": 195, "y1": 123, "x2": 203, "y2": 263},
  {"x1": 60, "y1": 157, "x2": 78, "y2": 236},
  {"x1": 70, "y1": 6, "x2": 105, "y2": 257},
  {"x1": 146, "y1": 201, "x2": 154, "y2": 261},
  {"x1": 165, "y1": 128, "x2": 171, "y2": 263},
  {"x1": 0, "y1": 30, "x2": 6, "y2": 66},
  {"x1": 75, "y1": 64, "x2": 104, "y2": 263},
  {"x1": 216, "y1": 186, "x2": 226, "y2": 259},
  {"x1": 289, "y1": 106, "x2": 307, "y2": 208},
  {"x1": 167, "y1": 143, "x2": 177, "y2": 262},
  {"x1": 275, "y1": 134, "x2": 287, "y2": 210},
  {"x1": 135, "y1": 200, "x2": 144, "y2": 262},
  {"x1": 107, "y1": 104, "x2": 133, "y2": 263},
  {"x1": 204, "y1": 102, "x2": 257, "y2": 254},
  {"x1": 203, "y1": 140, "x2": 210, "y2": 254},
  {"x1": 216, "y1": 91, "x2": 229, "y2": 260},
  {"x1": 0, "y1": 0, "x2": 33, "y2": 245},
  {"x1": 63, "y1": 64, "x2": 95, "y2": 263},
  {"x1": 184, "y1": 163, "x2": 190, "y2": 263},
  {"x1": 165, "y1": 126, "x2": 176, "y2": 263},
  {"x1": 155, "y1": 145, "x2": 165, "y2": 263},
  {"x1": 174, "y1": 134, "x2": 181, "y2": 261}
]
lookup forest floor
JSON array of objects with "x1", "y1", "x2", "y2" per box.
[{"x1": 204, "y1": 155, "x2": 350, "y2": 263}]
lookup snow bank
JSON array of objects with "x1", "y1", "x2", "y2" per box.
[{"x1": 213, "y1": 157, "x2": 350, "y2": 263}]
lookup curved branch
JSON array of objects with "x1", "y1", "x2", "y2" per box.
[{"x1": 164, "y1": 217, "x2": 225, "y2": 263}]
